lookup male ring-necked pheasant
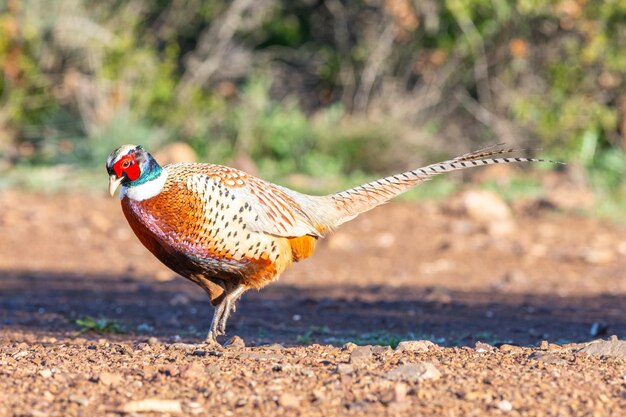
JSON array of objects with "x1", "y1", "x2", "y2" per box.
[{"x1": 106, "y1": 144, "x2": 546, "y2": 343}]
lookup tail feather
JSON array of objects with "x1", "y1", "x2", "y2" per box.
[{"x1": 322, "y1": 147, "x2": 557, "y2": 229}]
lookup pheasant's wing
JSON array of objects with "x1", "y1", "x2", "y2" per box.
[{"x1": 173, "y1": 163, "x2": 323, "y2": 238}]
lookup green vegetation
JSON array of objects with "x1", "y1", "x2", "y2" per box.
[
  {"x1": 75, "y1": 316, "x2": 125, "y2": 334},
  {"x1": 1, "y1": 1, "x2": 626, "y2": 214},
  {"x1": 327, "y1": 331, "x2": 405, "y2": 349},
  {"x1": 296, "y1": 325, "x2": 331, "y2": 345}
]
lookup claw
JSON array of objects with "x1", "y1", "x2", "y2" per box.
[{"x1": 207, "y1": 285, "x2": 247, "y2": 342}]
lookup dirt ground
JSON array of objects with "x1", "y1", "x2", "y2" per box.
[{"x1": 1, "y1": 189, "x2": 625, "y2": 416}]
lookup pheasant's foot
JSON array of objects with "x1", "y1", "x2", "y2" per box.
[
  {"x1": 204, "y1": 331, "x2": 223, "y2": 348},
  {"x1": 217, "y1": 285, "x2": 246, "y2": 335}
]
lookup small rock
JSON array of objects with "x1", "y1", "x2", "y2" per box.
[
  {"x1": 99, "y1": 372, "x2": 123, "y2": 386},
  {"x1": 12, "y1": 350, "x2": 29, "y2": 359},
  {"x1": 474, "y1": 342, "x2": 494, "y2": 353},
  {"x1": 461, "y1": 190, "x2": 513, "y2": 223},
  {"x1": 538, "y1": 340, "x2": 550, "y2": 350},
  {"x1": 498, "y1": 343, "x2": 524, "y2": 353},
  {"x1": 527, "y1": 351, "x2": 567, "y2": 365},
  {"x1": 264, "y1": 343, "x2": 285, "y2": 350},
  {"x1": 576, "y1": 338, "x2": 626, "y2": 359},
  {"x1": 342, "y1": 342, "x2": 358, "y2": 352},
  {"x1": 185, "y1": 401, "x2": 205, "y2": 415},
  {"x1": 582, "y1": 248, "x2": 616, "y2": 265},
  {"x1": 179, "y1": 363, "x2": 205, "y2": 379},
  {"x1": 394, "y1": 382, "x2": 408, "y2": 403},
  {"x1": 68, "y1": 394, "x2": 88, "y2": 406},
  {"x1": 385, "y1": 362, "x2": 441, "y2": 382},
  {"x1": 463, "y1": 391, "x2": 482, "y2": 401},
  {"x1": 122, "y1": 399, "x2": 183, "y2": 413},
  {"x1": 134, "y1": 343, "x2": 150, "y2": 351},
  {"x1": 497, "y1": 400, "x2": 513, "y2": 412},
  {"x1": 336, "y1": 364, "x2": 354, "y2": 375},
  {"x1": 39, "y1": 368, "x2": 52, "y2": 378},
  {"x1": 225, "y1": 335, "x2": 245, "y2": 349},
  {"x1": 395, "y1": 340, "x2": 435, "y2": 353},
  {"x1": 349, "y1": 346, "x2": 374, "y2": 364},
  {"x1": 277, "y1": 393, "x2": 301, "y2": 409},
  {"x1": 170, "y1": 342, "x2": 198, "y2": 351},
  {"x1": 147, "y1": 337, "x2": 159, "y2": 345},
  {"x1": 369, "y1": 345, "x2": 392, "y2": 354}
]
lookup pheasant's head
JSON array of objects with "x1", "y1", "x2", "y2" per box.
[{"x1": 106, "y1": 144, "x2": 162, "y2": 197}]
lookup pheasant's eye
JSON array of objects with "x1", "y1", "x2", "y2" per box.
[{"x1": 122, "y1": 160, "x2": 131, "y2": 169}]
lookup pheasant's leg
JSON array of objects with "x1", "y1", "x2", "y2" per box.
[
  {"x1": 217, "y1": 285, "x2": 246, "y2": 335},
  {"x1": 206, "y1": 301, "x2": 227, "y2": 343}
]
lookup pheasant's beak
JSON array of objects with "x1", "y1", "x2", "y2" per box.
[{"x1": 108, "y1": 175, "x2": 123, "y2": 197}]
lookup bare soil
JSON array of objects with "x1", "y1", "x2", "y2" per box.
[{"x1": 1, "y1": 190, "x2": 625, "y2": 416}]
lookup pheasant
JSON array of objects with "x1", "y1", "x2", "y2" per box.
[{"x1": 106, "y1": 144, "x2": 548, "y2": 343}]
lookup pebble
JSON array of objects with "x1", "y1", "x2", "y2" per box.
[
  {"x1": 582, "y1": 248, "x2": 615, "y2": 265},
  {"x1": 497, "y1": 400, "x2": 513, "y2": 412},
  {"x1": 394, "y1": 382, "x2": 408, "y2": 403},
  {"x1": 576, "y1": 338, "x2": 626, "y2": 359},
  {"x1": 277, "y1": 393, "x2": 301, "y2": 408},
  {"x1": 342, "y1": 342, "x2": 357, "y2": 352},
  {"x1": 474, "y1": 341, "x2": 494, "y2": 353},
  {"x1": 68, "y1": 394, "x2": 88, "y2": 406},
  {"x1": 99, "y1": 372, "x2": 123, "y2": 386},
  {"x1": 461, "y1": 190, "x2": 512, "y2": 223},
  {"x1": 186, "y1": 401, "x2": 205, "y2": 415},
  {"x1": 225, "y1": 335, "x2": 245, "y2": 349},
  {"x1": 460, "y1": 190, "x2": 517, "y2": 238},
  {"x1": 336, "y1": 364, "x2": 354, "y2": 375},
  {"x1": 123, "y1": 399, "x2": 182, "y2": 413},
  {"x1": 39, "y1": 369, "x2": 52, "y2": 378},
  {"x1": 385, "y1": 362, "x2": 441, "y2": 382},
  {"x1": 499, "y1": 344, "x2": 524, "y2": 353},
  {"x1": 349, "y1": 346, "x2": 374, "y2": 364},
  {"x1": 395, "y1": 340, "x2": 435, "y2": 353},
  {"x1": 527, "y1": 351, "x2": 567, "y2": 365},
  {"x1": 264, "y1": 343, "x2": 285, "y2": 350}
]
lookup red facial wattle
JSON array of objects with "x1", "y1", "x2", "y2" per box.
[{"x1": 113, "y1": 154, "x2": 141, "y2": 181}]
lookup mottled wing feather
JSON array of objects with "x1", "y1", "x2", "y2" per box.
[{"x1": 169, "y1": 162, "x2": 322, "y2": 239}]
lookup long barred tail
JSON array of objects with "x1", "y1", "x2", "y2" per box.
[{"x1": 323, "y1": 146, "x2": 557, "y2": 228}]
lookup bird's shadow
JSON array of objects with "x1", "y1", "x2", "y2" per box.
[{"x1": 1, "y1": 270, "x2": 623, "y2": 346}]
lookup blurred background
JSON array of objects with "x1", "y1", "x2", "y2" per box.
[{"x1": 1, "y1": 0, "x2": 626, "y2": 212}]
